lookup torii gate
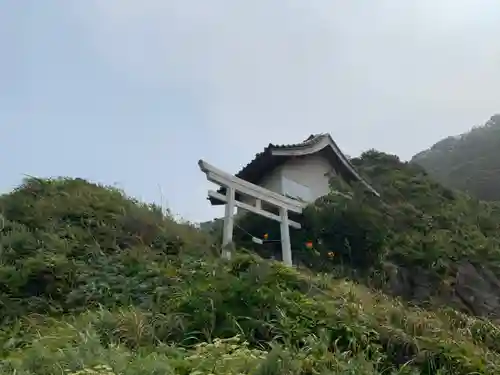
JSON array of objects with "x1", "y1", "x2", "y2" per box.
[{"x1": 198, "y1": 160, "x2": 305, "y2": 266}]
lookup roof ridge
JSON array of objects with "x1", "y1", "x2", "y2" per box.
[{"x1": 304, "y1": 134, "x2": 316, "y2": 142}]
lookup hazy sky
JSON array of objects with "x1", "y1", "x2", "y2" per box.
[{"x1": 2, "y1": 1, "x2": 500, "y2": 222}]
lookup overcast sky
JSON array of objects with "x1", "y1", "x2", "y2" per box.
[{"x1": 2, "y1": 1, "x2": 500, "y2": 222}]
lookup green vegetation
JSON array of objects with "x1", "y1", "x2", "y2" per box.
[
  {"x1": 412, "y1": 114, "x2": 500, "y2": 201},
  {"x1": 236, "y1": 151, "x2": 500, "y2": 313},
  {"x1": 3, "y1": 151, "x2": 500, "y2": 374}
]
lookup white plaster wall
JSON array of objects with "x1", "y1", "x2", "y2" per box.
[
  {"x1": 237, "y1": 168, "x2": 283, "y2": 214},
  {"x1": 238, "y1": 154, "x2": 334, "y2": 211},
  {"x1": 238, "y1": 167, "x2": 283, "y2": 207},
  {"x1": 259, "y1": 169, "x2": 283, "y2": 194},
  {"x1": 279, "y1": 155, "x2": 334, "y2": 201}
]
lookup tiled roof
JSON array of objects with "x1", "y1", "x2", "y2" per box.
[
  {"x1": 209, "y1": 133, "x2": 379, "y2": 205},
  {"x1": 233, "y1": 134, "x2": 324, "y2": 180}
]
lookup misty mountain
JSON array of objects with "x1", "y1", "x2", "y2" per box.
[{"x1": 412, "y1": 114, "x2": 500, "y2": 201}]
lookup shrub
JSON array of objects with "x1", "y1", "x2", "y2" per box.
[{"x1": 2, "y1": 172, "x2": 500, "y2": 373}]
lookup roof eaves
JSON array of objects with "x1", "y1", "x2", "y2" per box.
[
  {"x1": 232, "y1": 135, "x2": 324, "y2": 181},
  {"x1": 325, "y1": 135, "x2": 380, "y2": 197}
]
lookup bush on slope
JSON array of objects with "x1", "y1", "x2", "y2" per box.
[
  {"x1": 234, "y1": 151, "x2": 500, "y2": 316},
  {"x1": 1, "y1": 177, "x2": 500, "y2": 374}
]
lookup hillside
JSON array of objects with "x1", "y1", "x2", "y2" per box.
[
  {"x1": 235, "y1": 151, "x2": 500, "y2": 318},
  {"x1": 411, "y1": 114, "x2": 500, "y2": 201},
  {"x1": 2, "y1": 162, "x2": 500, "y2": 374}
]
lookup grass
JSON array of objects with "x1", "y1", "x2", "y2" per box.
[
  {"x1": 3, "y1": 251, "x2": 500, "y2": 374},
  {"x1": 1, "y1": 177, "x2": 500, "y2": 374}
]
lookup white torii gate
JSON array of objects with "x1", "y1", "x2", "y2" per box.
[{"x1": 198, "y1": 160, "x2": 305, "y2": 266}]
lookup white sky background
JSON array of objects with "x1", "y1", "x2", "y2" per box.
[
  {"x1": 2, "y1": 1, "x2": 500, "y2": 222},
  {"x1": 73, "y1": 0, "x2": 500, "y2": 157}
]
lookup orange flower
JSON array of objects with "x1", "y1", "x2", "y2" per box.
[{"x1": 305, "y1": 241, "x2": 313, "y2": 249}]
